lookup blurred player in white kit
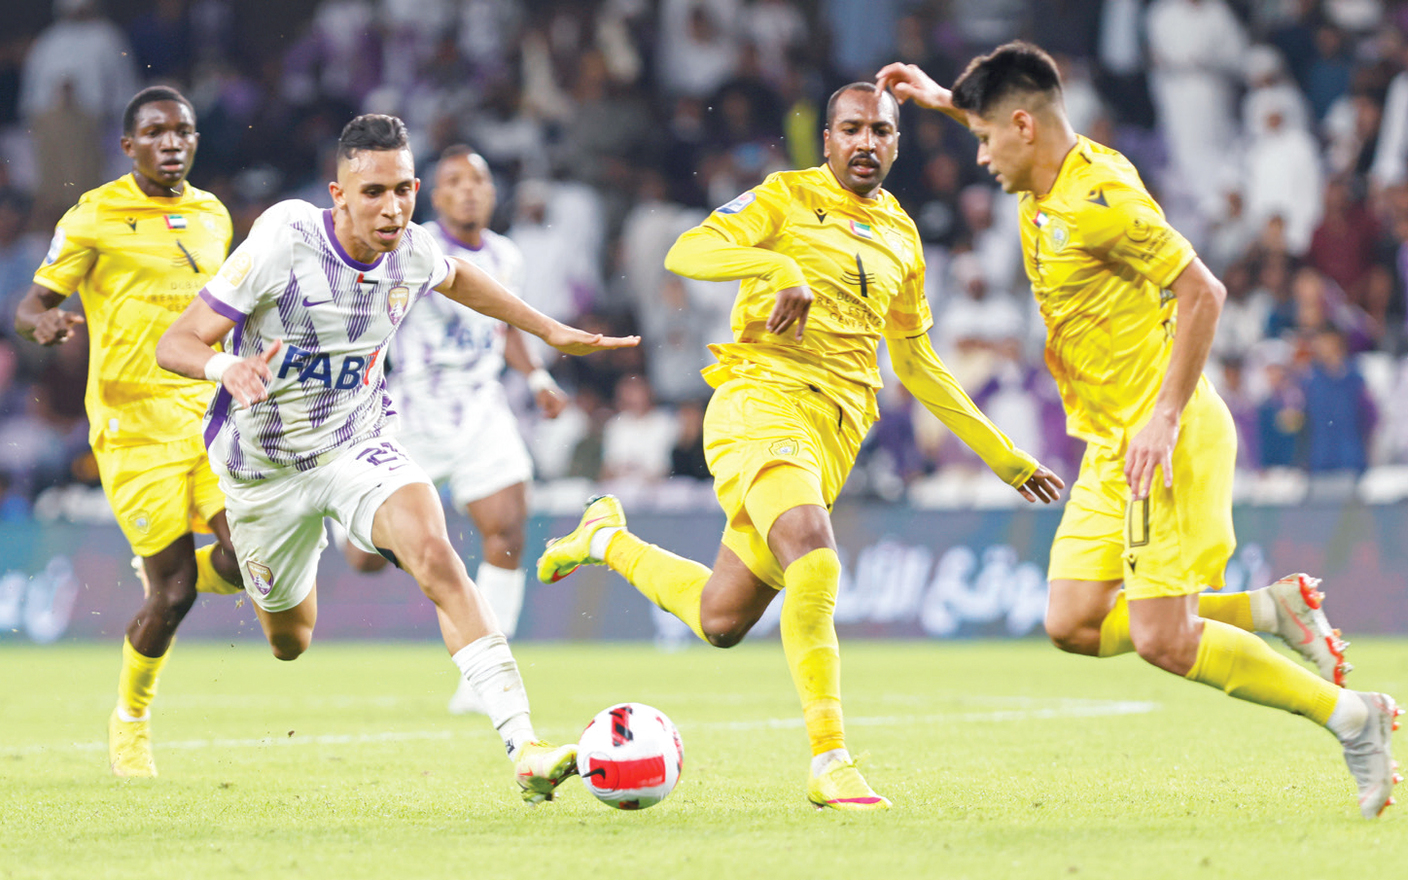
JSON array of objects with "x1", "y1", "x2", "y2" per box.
[
  {"x1": 341, "y1": 145, "x2": 567, "y2": 715},
  {"x1": 155, "y1": 114, "x2": 637, "y2": 802}
]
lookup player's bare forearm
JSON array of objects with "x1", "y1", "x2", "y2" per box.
[
  {"x1": 437, "y1": 257, "x2": 638, "y2": 355},
  {"x1": 14, "y1": 283, "x2": 82, "y2": 345},
  {"x1": 157, "y1": 297, "x2": 282, "y2": 407},
  {"x1": 438, "y1": 256, "x2": 557, "y2": 337},
  {"x1": 664, "y1": 226, "x2": 804, "y2": 287},
  {"x1": 156, "y1": 299, "x2": 233, "y2": 379},
  {"x1": 1124, "y1": 258, "x2": 1225, "y2": 499}
]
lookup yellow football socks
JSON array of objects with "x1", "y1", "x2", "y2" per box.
[
  {"x1": 781, "y1": 548, "x2": 845, "y2": 756},
  {"x1": 604, "y1": 531, "x2": 710, "y2": 642},
  {"x1": 1098, "y1": 591, "x2": 1257, "y2": 657},
  {"x1": 1098, "y1": 592, "x2": 1134, "y2": 657},
  {"x1": 117, "y1": 636, "x2": 171, "y2": 721},
  {"x1": 1185, "y1": 619, "x2": 1338, "y2": 724},
  {"x1": 1197, "y1": 591, "x2": 1256, "y2": 632},
  {"x1": 194, "y1": 544, "x2": 242, "y2": 595}
]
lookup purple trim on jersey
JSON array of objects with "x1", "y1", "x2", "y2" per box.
[
  {"x1": 200, "y1": 287, "x2": 247, "y2": 322},
  {"x1": 322, "y1": 210, "x2": 384, "y2": 271},
  {"x1": 204, "y1": 387, "x2": 231, "y2": 449}
]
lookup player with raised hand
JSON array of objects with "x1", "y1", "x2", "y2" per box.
[
  {"x1": 538, "y1": 83, "x2": 1063, "y2": 810},
  {"x1": 155, "y1": 114, "x2": 637, "y2": 803},
  {"x1": 876, "y1": 43, "x2": 1400, "y2": 818},
  {"x1": 15, "y1": 86, "x2": 245, "y2": 778},
  {"x1": 338, "y1": 146, "x2": 566, "y2": 716}
]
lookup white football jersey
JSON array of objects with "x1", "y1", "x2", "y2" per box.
[
  {"x1": 388, "y1": 222, "x2": 525, "y2": 416},
  {"x1": 200, "y1": 200, "x2": 451, "y2": 481}
]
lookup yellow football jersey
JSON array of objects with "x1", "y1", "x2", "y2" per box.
[
  {"x1": 1019, "y1": 136, "x2": 1197, "y2": 450},
  {"x1": 668, "y1": 165, "x2": 931, "y2": 424},
  {"x1": 34, "y1": 174, "x2": 231, "y2": 446}
]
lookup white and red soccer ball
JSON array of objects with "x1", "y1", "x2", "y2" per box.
[{"x1": 578, "y1": 702, "x2": 683, "y2": 810}]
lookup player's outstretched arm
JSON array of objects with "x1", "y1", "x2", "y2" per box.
[
  {"x1": 1124, "y1": 257, "x2": 1225, "y2": 500},
  {"x1": 665, "y1": 225, "x2": 810, "y2": 339},
  {"x1": 888, "y1": 333, "x2": 1064, "y2": 503},
  {"x1": 14, "y1": 283, "x2": 84, "y2": 346},
  {"x1": 156, "y1": 297, "x2": 284, "y2": 407},
  {"x1": 874, "y1": 63, "x2": 966, "y2": 124},
  {"x1": 436, "y1": 256, "x2": 638, "y2": 356}
]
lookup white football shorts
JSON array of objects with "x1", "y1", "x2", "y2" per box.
[
  {"x1": 221, "y1": 435, "x2": 433, "y2": 613},
  {"x1": 398, "y1": 382, "x2": 533, "y2": 509}
]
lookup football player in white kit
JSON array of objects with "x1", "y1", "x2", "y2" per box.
[
  {"x1": 155, "y1": 114, "x2": 638, "y2": 803},
  {"x1": 340, "y1": 146, "x2": 565, "y2": 716}
]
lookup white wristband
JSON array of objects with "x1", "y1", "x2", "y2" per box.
[
  {"x1": 526, "y1": 368, "x2": 559, "y2": 396},
  {"x1": 203, "y1": 352, "x2": 241, "y2": 383}
]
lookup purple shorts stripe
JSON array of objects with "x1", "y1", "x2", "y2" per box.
[
  {"x1": 204, "y1": 386, "x2": 232, "y2": 449},
  {"x1": 200, "y1": 288, "x2": 248, "y2": 323}
]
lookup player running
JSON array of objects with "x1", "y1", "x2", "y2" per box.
[
  {"x1": 339, "y1": 146, "x2": 565, "y2": 716},
  {"x1": 15, "y1": 86, "x2": 245, "y2": 778},
  {"x1": 154, "y1": 114, "x2": 637, "y2": 803},
  {"x1": 876, "y1": 42, "x2": 1400, "y2": 818},
  {"x1": 537, "y1": 83, "x2": 1064, "y2": 810}
]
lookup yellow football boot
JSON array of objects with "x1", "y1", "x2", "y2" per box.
[
  {"x1": 807, "y1": 760, "x2": 890, "y2": 811},
  {"x1": 514, "y1": 740, "x2": 579, "y2": 804},
  {"x1": 535, "y1": 495, "x2": 625, "y2": 584},
  {"x1": 108, "y1": 708, "x2": 157, "y2": 778}
]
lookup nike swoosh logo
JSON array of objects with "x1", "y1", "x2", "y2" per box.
[
  {"x1": 1275, "y1": 593, "x2": 1316, "y2": 645},
  {"x1": 302, "y1": 296, "x2": 332, "y2": 307},
  {"x1": 583, "y1": 516, "x2": 607, "y2": 527}
]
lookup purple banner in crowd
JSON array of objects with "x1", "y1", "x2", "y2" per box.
[{"x1": 2, "y1": 501, "x2": 1406, "y2": 644}]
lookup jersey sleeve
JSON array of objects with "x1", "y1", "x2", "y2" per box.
[
  {"x1": 200, "y1": 204, "x2": 293, "y2": 320},
  {"x1": 419, "y1": 227, "x2": 452, "y2": 304},
  {"x1": 701, "y1": 173, "x2": 789, "y2": 247},
  {"x1": 32, "y1": 195, "x2": 100, "y2": 296},
  {"x1": 1082, "y1": 183, "x2": 1196, "y2": 289},
  {"x1": 883, "y1": 226, "x2": 933, "y2": 338},
  {"x1": 664, "y1": 174, "x2": 804, "y2": 288}
]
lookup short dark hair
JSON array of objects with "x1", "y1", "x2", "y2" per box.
[
  {"x1": 951, "y1": 41, "x2": 1063, "y2": 118},
  {"x1": 123, "y1": 86, "x2": 195, "y2": 135},
  {"x1": 337, "y1": 114, "x2": 409, "y2": 161},
  {"x1": 438, "y1": 143, "x2": 474, "y2": 163},
  {"x1": 825, "y1": 82, "x2": 900, "y2": 129}
]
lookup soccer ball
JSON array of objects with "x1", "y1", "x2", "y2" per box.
[{"x1": 577, "y1": 702, "x2": 683, "y2": 810}]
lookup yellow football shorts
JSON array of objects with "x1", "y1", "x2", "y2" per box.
[
  {"x1": 93, "y1": 433, "x2": 226, "y2": 557},
  {"x1": 1048, "y1": 377, "x2": 1237, "y2": 599},
  {"x1": 703, "y1": 378, "x2": 866, "y2": 588}
]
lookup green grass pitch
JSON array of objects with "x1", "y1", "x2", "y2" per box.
[{"x1": 2, "y1": 638, "x2": 1405, "y2": 880}]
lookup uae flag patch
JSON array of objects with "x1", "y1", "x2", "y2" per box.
[
  {"x1": 849, "y1": 220, "x2": 873, "y2": 239},
  {"x1": 1031, "y1": 211, "x2": 1051, "y2": 228},
  {"x1": 164, "y1": 214, "x2": 187, "y2": 230}
]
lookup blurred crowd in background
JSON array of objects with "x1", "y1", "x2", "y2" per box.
[{"x1": 2, "y1": 0, "x2": 1408, "y2": 521}]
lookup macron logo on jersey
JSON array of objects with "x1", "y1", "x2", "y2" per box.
[{"x1": 277, "y1": 343, "x2": 375, "y2": 389}]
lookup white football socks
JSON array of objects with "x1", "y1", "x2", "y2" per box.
[
  {"x1": 811, "y1": 747, "x2": 851, "y2": 777},
  {"x1": 1247, "y1": 587, "x2": 1277, "y2": 633},
  {"x1": 1326, "y1": 690, "x2": 1371, "y2": 742},
  {"x1": 588, "y1": 527, "x2": 621, "y2": 562},
  {"x1": 476, "y1": 562, "x2": 526, "y2": 639},
  {"x1": 451, "y1": 633, "x2": 535, "y2": 759}
]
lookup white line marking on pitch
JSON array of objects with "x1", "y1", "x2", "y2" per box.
[{"x1": 4, "y1": 699, "x2": 1158, "y2": 756}]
